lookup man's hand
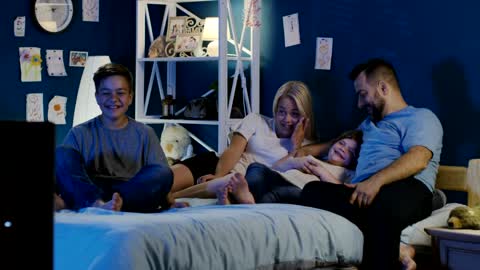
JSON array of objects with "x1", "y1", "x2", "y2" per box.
[
  {"x1": 346, "y1": 178, "x2": 383, "y2": 208},
  {"x1": 290, "y1": 117, "x2": 309, "y2": 151}
]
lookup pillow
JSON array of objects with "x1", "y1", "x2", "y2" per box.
[
  {"x1": 400, "y1": 203, "x2": 465, "y2": 246},
  {"x1": 431, "y1": 188, "x2": 447, "y2": 211}
]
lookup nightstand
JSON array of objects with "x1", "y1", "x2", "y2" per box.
[{"x1": 425, "y1": 227, "x2": 480, "y2": 270}]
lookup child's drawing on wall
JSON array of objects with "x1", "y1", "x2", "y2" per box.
[
  {"x1": 26, "y1": 93, "x2": 44, "y2": 122},
  {"x1": 19, "y1": 47, "x2": 42, "y2": 82}
]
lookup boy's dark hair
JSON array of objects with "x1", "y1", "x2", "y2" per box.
[
  {"x1": 348, "y1": 58, "x2": 398, "y2": 83},
  {"x1": 332, "y1": 129, "x2": 363, "y2": 169},
  {"x1": 93, "y1": 63, "x2": 134, "y2": 93}
]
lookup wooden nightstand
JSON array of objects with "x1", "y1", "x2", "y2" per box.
[{"x1": 425, "y1": 227, "x2": 480, "y2": 270}]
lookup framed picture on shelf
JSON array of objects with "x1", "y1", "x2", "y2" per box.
[
  {"x1": 69, "y1": 51, "x2": 88, "y2": 67},
  {"x1": 175, "y1": 33, "x2": 202, "y2": 53},
  {"x1": 166, "y1": 16, "x2": 187, "y2": 41}
]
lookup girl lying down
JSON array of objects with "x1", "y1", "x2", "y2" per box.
[{"x1": 214, "y1": 130, "x2": 416, "y2": 270}]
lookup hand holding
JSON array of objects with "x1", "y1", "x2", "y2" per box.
[
  {"x1": 196, "y1": 174, "x2": 216, "y2": 184},
  {"x1": 347, "y1": 178, "x2": 382, "y2": 208}
]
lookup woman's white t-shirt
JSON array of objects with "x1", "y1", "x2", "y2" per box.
[{"x1": 231, "y1": 113, "x2": 311, "y2": 175}]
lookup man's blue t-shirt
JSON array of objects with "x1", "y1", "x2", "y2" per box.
[{"x1": 351, "y1": 106, "x2": 443, "y2": 192}]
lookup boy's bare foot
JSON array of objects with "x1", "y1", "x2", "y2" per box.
[
  {"x1": 400, "y1": 243, "x2": 416, "y2": 270},
  {"x1": 54, "y1": 193, "x2": 66, "y2": 211},
  {"x1": 216, "y1": 183, "x2": 232, "y2": 205},
  {"x1": 93, "y1": 192, "x2": 123, "y2": 211},
  {"x1": 229, "y1": 173, "x2": 255, "y2": 204}
]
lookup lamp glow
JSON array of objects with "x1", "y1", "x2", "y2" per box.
[
  {"x1": 203, "y1": 17, "x2": 219, "y2": 56},
  {"x1": 72, "y1": 56, "x2": 111, "y2": 127}
]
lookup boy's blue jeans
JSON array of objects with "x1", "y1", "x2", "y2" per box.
[{"x1": 55, "y1": 146, "x2": 173, "y2": 212}]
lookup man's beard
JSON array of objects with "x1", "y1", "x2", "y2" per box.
[{"x1": 369, "y1": 95, "x2": 385, "y2": 123}]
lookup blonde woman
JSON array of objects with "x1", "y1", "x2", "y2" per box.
[{"x1": 170, "y1": 80, "x2": 316, "y2": 199}]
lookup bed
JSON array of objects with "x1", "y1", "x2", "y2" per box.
[{"x1": 54, "y1": 159, "x2": 480, "y2": 270}]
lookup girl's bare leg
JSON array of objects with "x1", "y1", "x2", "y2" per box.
[
  {"x1": 172, "y1": 173, "x2": 233, "y2": 199},
  {"x1": 170, "y1": 164, "x2": 195, "y2": 193}
]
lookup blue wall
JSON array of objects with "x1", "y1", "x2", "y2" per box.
[
  {"x1": 2, "y1": 1, "x2": 479, "y2": 167},
  {"x1": 259, "y1": 0, "x2": 480, "y2": 166},
  {"x1": 2, "y1": 1, "x2": 136, "y2": 145}
]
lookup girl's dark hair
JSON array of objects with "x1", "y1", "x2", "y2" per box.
[
  {"x1": 93, "y1": 63, "x2": 133, "y2": 93},
  {"x1": 331, "y1": 129, "x2": 363, "y2": 169}
]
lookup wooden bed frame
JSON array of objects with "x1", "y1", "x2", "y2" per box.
[{"x1": 436, "y1": 159, "x2": 480, "y2": 207}]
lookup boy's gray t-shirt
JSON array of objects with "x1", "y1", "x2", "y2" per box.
[{"x1": 62, "y1": 116, "x2": 168, "y2": 181}]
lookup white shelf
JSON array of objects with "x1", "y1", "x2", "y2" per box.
[
  {"x1": 135, "y1": 0, "x2": 260, "y2": 153},
  {"x1": 136, "y1": 116, "x2": 219, "y2": 125},
  {"x1": 137, "y1": 56, "x2": 252, "y2": 62}
]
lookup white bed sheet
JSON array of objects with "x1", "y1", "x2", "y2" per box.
[{"x1": 54, "y1": 203, "x2": 363, "y2": 270}]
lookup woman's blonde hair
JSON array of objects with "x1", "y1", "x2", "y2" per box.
[{"x1": 272, "y1": 81, "x2": 316, "y2": 140}]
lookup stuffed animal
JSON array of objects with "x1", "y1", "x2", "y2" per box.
[
  {"x1": 447, "y1": 205, "x2": 480, "y2": 229},
  {"x1": 160, "y1": 124, "x2": 194, "y2": 166},
  {"x1": 148, "y1": 35, "x2": 166, "y2": 58}
]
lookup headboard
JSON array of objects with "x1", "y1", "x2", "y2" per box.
[{"x1": 436, "y1": 159, "x2": 480, "y2": 207}]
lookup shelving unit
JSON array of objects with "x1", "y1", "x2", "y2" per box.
[{"x1": 135, "y1": 0, "x2": 261, "y2": 153}]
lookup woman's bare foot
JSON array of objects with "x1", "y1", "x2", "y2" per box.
[
  {"x1": 216, "y1": 183, "x2": 232, "y2": 205},
  {"x1": 400, "y1": 243, "x2": 416, "y2": 270},
  {"x1": 54, "y1": 193, "x2": 66, "y2": 211},
  {"x1": 229, "y1": 173, "x2": 255, "y2": 204},
  {"x1": 170, "y1": 200, "x2": 191, "y2": 208},
  {"x1": 93, "y1": 192, "x2": 123, "y2": 211}
]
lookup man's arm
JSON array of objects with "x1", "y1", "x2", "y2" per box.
[{"x1": 349, "y1": 145, "x2": 432, "y2": 207}]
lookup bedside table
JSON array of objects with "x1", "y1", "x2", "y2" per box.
[{"x1": 425, "y1": 227, "x2": 480, "y2": 270}]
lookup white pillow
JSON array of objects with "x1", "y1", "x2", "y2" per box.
[{"x1": 400, "y1": 203, "x2": 465, "y2": 246}]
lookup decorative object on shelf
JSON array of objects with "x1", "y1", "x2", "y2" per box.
[
  {"x1": 160, "y1": 124, "x2": 194, "y2": 166},
  {"x1": 175, "y1": 16, "x2": 205, "y2": 56},
  {"x1": 148, "y1": 35, "x2": 167, "y2": 58},
  {"x1": 202, "y1": 17, "x2": 219, "y2": 56},
  {"x1": 184, "y1": 96, "x2": 217, "y2": 120},
  {"x1": 175, "y1": 33, "x2": 202, "y2": 54},
  {"x1": 34, "y1": 0, "x2": 74, "y2": 33},
  {"x1": 162, "y1": 95, "x2": 175, "y2": 118},
  {"x1": 72, "y1": 55, "x2": 110, "y2": 127},
  {"x1": 166, "y1": 16, "x2": 187, "y2": 42}
]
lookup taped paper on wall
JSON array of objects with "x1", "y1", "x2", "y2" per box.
[
  {"x1": 19, "y1": 47, "x2": 42, "y2": 82},
  {"x1": 46, "y1": 50, "x2": 67, "y2": 76},
  {"x1": 315, "y1": 37, "x2": 333, "y2": 70},
  {"x1": 14, "y1": 16, "x2": 25, "y2": 37},
  {"x1": 48, "y1": 95, "x2": 68, "y2": 125},
  {"x1": 26, "y1": 93, "x2": 44, "y2": 122},
  {"x1": 283, "y1": 13, "x2": 300, "y2": 47},
  {"x1": 83, "y1": 0, "x2": 99, "y2": 22}
]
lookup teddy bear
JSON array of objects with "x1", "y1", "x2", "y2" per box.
[
  {"x1": 447, "y1": 205, "x2": 480, "y2": 229},
  {"x1": 160, "y1": 124, "x2": 194, "y2": 166}
]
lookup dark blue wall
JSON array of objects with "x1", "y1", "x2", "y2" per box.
[
  {"x1": 260, "y1": 0, "x2": 480, "y2": 167},
  {"x1": 2, "y1": 1, "x2": 136, "y2": 145},
  {"x1": 2, "y1": 1, "x2": 479, "y2": 167}
]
